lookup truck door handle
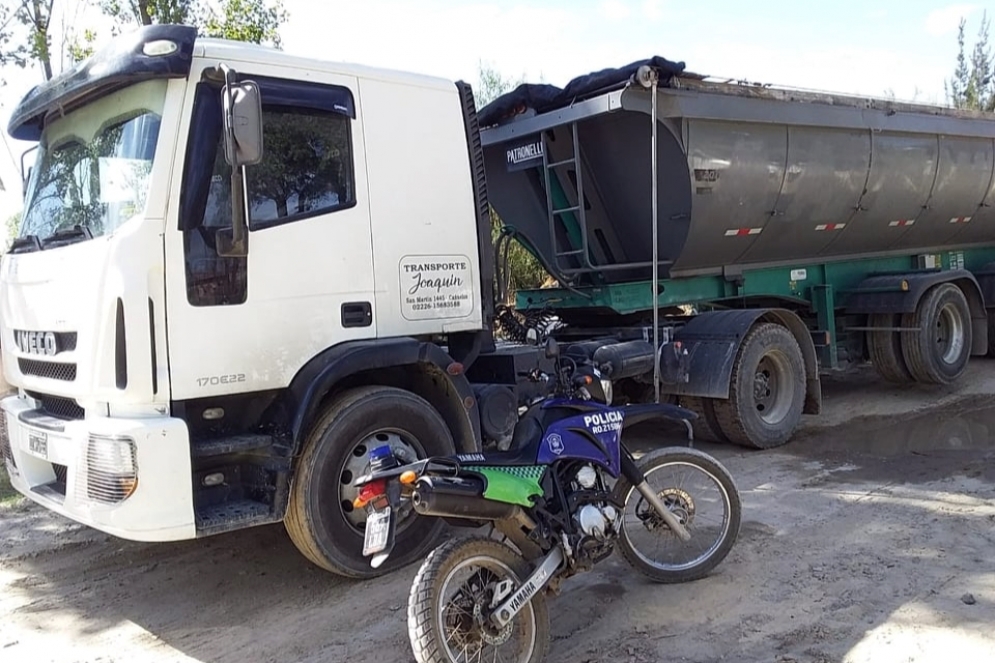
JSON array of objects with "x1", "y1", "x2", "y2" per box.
[{"x1": 341, "y1": 302, "x2": 373, "y2": 328}]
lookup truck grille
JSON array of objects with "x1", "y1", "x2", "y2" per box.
[
  {"x1": 40, "y1": 395, "x2": 85, "y2": 420},
  {"x1": 0, "y1": 413, "x2": 14, "y2": 470},
  {"x1": 19, "y1": 359, "x2": 77, "y2": 382}
]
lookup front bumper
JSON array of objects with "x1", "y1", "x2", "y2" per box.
[{"x1": 0, "y1": 394, "x2": 196, "y2": 541}]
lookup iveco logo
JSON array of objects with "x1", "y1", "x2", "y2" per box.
[{"x1": 16, "y1": 330, "x2": 57, "y2": 356}]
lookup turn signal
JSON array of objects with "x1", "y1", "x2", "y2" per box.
[
  {"x1": 400, "y1": 470, "x2": 417, "y2": 485},
  {"x1": 353, "y1": 479, "x2": 387, "y2": 509}
]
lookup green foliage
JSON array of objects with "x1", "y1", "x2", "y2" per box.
[
  {"x1": 3, "y1": 211, "x2": 21, "y2": 252},
  {"x1": 0, "y1": 466, "x2": 19, "y2": 505},
  {"x1": 66, "y1": 26, "x2": 96, "y2": 64},
  {"x1": 946, "y1": 11, "x2": 995, "y2": 111},
  {"x1": 202, "y1": 0, "x2": 286, "y2": 47},
  {"x1": 0, "y1": 0, "x2": 288, "y2": 85}
]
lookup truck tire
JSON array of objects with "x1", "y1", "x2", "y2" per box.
[
  {"x1": 712, "y1": 323, "x2": 806, "y2": 449},
  {"x1": 285, "y1": 385, "x2": 455, "y2": 578},
  {"x1": 987, "y1": 310, "x2": 995, "y2": 357},
  {"x1": 867, "y1": 313, "x2": 914, "y2": 383},
  {"x1": 679, "y1": 396, "x2": 727, "y2": 443},
  {"x1": 900, "y1": 283, "x2": 972, "y2": 385}
]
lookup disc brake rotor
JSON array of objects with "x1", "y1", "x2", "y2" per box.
[{"x1": 638, "y1": 487, "x2": 695, "y2": 531}]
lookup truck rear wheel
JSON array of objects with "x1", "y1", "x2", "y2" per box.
[
  {"x1": 712, "y1": 323, "x2": 806, "y2": 449},
  {"x1": 285, "y1": 385, "x2": 455, "y2": 578},
  {"x1": 679, "y1": 396, "x2": 727, "y2": 443},
  {"x1": 867, "y1": 313, "x2": 914, "y2": 383},
  {"x1": 900, "y1": 283, "x2": 972, "y2": 385}
]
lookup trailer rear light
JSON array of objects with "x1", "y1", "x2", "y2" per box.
[{"x1": 83, "y1": 435, "x2": 138, "y2": 504}]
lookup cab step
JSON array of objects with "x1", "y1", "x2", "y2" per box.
[{"x1": 195, "y1": 500, "x2": 279, "y2": 536}]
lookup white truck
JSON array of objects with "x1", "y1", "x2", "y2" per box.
[{"x1": 0, "y1": 24, "x2": 510, "y2": 578}]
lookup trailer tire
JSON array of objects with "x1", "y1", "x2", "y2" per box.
[
  {"x1": 285, "y1": 385, "x2": 454, "y2": 578},
  {"x1": 712, "y1": 323, "x2": 805, "y2": 449},
  {"x1": 900, "y1": 283, "x2": 972, "y2": 385},
  {"x1": 867, "y1": 313, "x2": 914, "y2": 383},
  {"x1": 679, "y1": 396, "x2": 727, "y2": 443}
]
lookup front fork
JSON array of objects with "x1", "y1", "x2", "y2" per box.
[{"x1": 620, "y1": 448, "x2": 692, "y2": 542}]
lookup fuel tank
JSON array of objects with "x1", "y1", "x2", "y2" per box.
[{"x1": 478, "y1": 60, "x2": 995, "y2": 284}]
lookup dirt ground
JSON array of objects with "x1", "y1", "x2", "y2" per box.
[{"x1": 2, "y1": 362, "x2": 995, "y2": 663}]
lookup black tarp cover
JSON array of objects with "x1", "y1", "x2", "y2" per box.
[{"x1": 477, "y1": 55, "x2": 686, "y2": 127}]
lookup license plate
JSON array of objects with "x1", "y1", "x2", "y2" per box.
[
  {"x1": 363, "y1": 506, "x2": 392, "y2": 556},
  {"x1": 28, "y1": 431, "x2": 48, "y2": 459}
]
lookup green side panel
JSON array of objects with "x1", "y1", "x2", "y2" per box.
[
  {"x1": 516, "y1": 247, "x2": 995, "y2": 315},
  {"x1": 466, "y1": 465, "x2": 544, "y2": 507}
]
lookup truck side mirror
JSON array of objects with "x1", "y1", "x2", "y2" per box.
[
  {"x1": 223, "y1": 80, "x2": 263, "y2": 168},
  {"x1": 217, "y1": 66, "x2": 263, "y2": 258}
]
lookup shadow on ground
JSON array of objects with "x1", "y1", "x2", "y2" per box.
[{"x1": 2, "y1": 407, "x2": 994, "y2": 662}]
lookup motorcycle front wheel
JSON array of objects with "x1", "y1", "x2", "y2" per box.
[
  {"x1": 408, "y1": 536, "x2": 550, "y2": 663},
  {"x1": 614, "y1": 447, "x2": 741, "y2": 583}
]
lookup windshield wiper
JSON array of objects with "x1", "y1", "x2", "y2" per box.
[
  {"x1": 9, "y1": 235, "x2": 43, "y2": 254},
  {"x1": 41, "y1": 225, "x2": 94, "y2": 247}
]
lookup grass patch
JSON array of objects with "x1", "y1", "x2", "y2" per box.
[{"x1": 1, "y1": 465, "x2": 20, "y2": 505}]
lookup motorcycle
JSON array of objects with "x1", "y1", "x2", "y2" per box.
[{"x1": 352, "y1": 338, "x2": 741, "y2": 663}]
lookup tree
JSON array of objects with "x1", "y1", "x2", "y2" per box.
[
  {"x1": 202, "y1": 0, "x2": 285, "y2": 47},
  {"x1": 12, "y1": 0, "x2": 55, "y2": 80},
  {"x1": 98, "y1": 0, "x2": 286, "y2": 47},
  {"x1": 946, "y1": 11, "x2": 994, "y2": 111}
]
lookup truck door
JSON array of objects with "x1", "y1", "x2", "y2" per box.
[{"x1": 164, "y1": 65, "x2": 374, "y2": 401}]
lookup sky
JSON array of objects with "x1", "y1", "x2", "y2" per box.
[{"x1": 0, "y1": 0, "x2": 988, "y2": 218}]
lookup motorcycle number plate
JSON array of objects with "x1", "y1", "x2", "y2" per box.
[{"x1": 363, "y1": 506, "x2": 392, "y2": 556}]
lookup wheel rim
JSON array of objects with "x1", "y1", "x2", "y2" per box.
[
  {"x1": 437, "y1": 555, "x2": 538, "y2": 663},
  {"x1": 936, "y1": 302, "x2": 966, "y2": 365},
  {"x1": 337, "y1": 429, "x2": 423, "y2": 533},
  {"x1": 621, "y1": 461, "x2": 732, "y2": 573},
  {"x1": 752, "y1": 350, "x2": 793, "y2": 425}
]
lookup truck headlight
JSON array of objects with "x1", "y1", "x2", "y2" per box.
[{"x1": 85, "y1": 435, "x2": 138, "y2": 504}]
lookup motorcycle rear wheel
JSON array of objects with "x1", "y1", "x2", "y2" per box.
[
  {"x1": 408, "y1": 536, "x2": 550, "y2": 663},
  {"x1": 614, "y1": 447, "x2": 741, "y2": 583}
]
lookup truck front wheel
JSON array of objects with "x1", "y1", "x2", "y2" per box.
[
  {"x1": 712, "y1": 323, "x2": 806, "y2": 449},
  {"x1": 285, "y1": 385, "x2": 455, "y2": 578}
]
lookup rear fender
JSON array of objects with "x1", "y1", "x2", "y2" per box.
[
  {"x1": 845, "y1": 269, "x2": 988, "y2": 356},
  {"x1": 662, "y1": 308, "x2": 821, "y2": 415},
  {"x1": 622, "y1": 401, "x2": 696, "y2": 442}
]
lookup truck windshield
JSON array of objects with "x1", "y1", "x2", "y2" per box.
[{"x1": 18, "y1": 79, "x2": 168, "y2": 247}]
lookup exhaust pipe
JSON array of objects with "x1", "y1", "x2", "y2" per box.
[{"x1": 411, "y1": 475, "x2": 520, "y2": 520}]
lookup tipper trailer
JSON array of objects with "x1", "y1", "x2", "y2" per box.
[{"x1": 1, "y1": 24, "x2": 994, "y2": 577}]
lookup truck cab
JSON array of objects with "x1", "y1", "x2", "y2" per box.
[{"x1": 0, "y1": 24, "x2": 497, "y2": 577}]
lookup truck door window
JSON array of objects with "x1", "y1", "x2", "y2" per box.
[
  {"x1": 247, "y1": 107, "x2": 355, "y2": 229},
  {"x1": 178, "y1": 75, "x2": 356, "y2": 307},
  {"x1": 179, "y1": 81, "x2": 248, "y2": 307}
]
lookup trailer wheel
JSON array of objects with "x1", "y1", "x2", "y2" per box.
[
  {"x1": 285, "y1": 385, "x2": 455, "y2": 578},
  {"x1": 867, "y1": 313, "x2": 914, "y2": 383},
  {"x1": 900, "y1": 283, "x2": 972, "y2": 385},
  {"x1": 679, "y1": 396, "x2": 727, "y2": 443},
  {"x1": 712, "y1": 323, "x2": 806, "y2": 449}
]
